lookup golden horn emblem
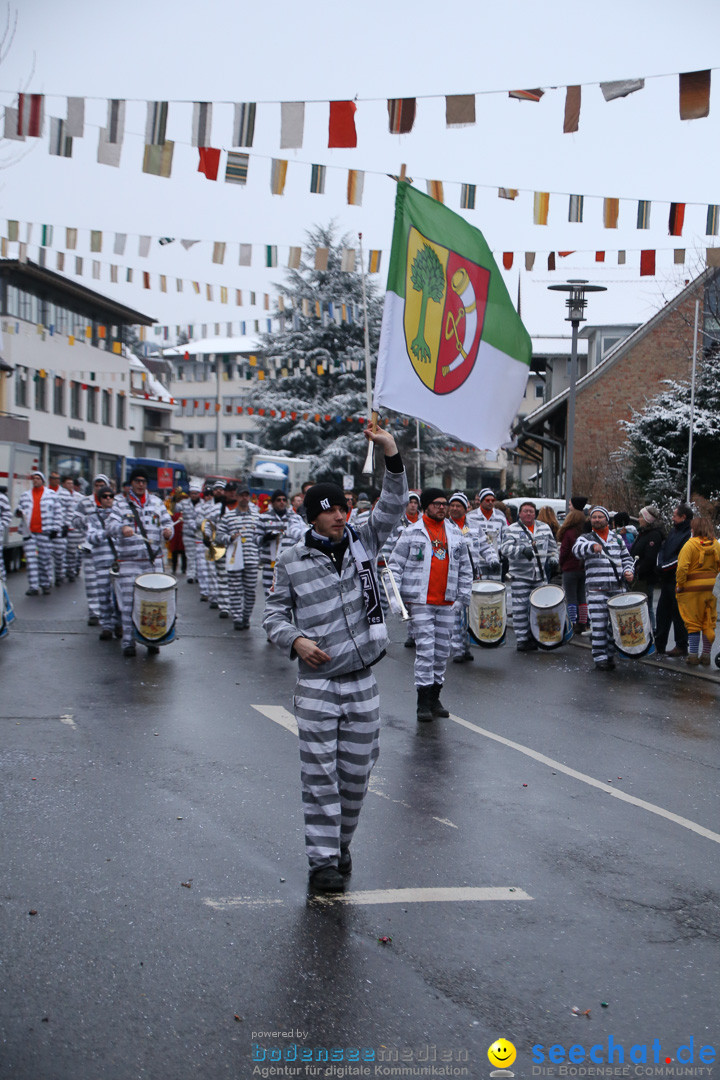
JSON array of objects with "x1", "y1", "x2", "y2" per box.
[{"x1": 201, "y1": 518, "x2": 227, "y2": 562}]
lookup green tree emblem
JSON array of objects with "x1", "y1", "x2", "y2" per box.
[{"x1": 409, "y1": 243, "x2": 445, "y2": 363}]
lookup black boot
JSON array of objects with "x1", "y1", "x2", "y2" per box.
[
  {"x1": 431, "y1": 683, "x2": 450, "y2": 717},
  {"x1": 416, "y1": 686, "x2": 434, "y2": 722}
]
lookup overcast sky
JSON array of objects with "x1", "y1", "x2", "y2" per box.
[{"x1": 2, "y1": 0, "x2": 719, "y2": 338}]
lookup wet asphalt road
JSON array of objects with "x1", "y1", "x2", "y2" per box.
[{"x1": 1, "y1": 573, "x2": 719, "y2": 1080}]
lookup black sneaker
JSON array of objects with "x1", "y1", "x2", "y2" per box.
[
  {"x1": 308, "y1": 866, "x2": 345, "y2": 893},
  {"x1": 404, "y1": 636, "x2": 416, "y2": 649},
  {"x1": 88, "y1": 615, "x2": 100, "y2": 626},
  {"x1": 209, "y1": 601, "x2": 219, "y2": 610},
  {"x1": 123, "y1": 644, "x2": 137, "y2": 658},
  {"x1": 218, "y1": 610, "x2": 230, "y2": 619},
  {"x1": 338, "y1": 850, "x2": 352, "y2": 876},
  {"x1": 25, "y1": 588, "x2": 39, "y2": 596},
  {"x1": 147, "y1": 645, "x2": 160, "y2": 655},
  {"x1": 452, "y1": 650, "x2": 474, "y2": 663},
  {"x1": 99, "y1": 629, "x2": 113, "y2": 640},
  {"x1": 516, "y1": 640, "x2": 538, "y2": 652}
]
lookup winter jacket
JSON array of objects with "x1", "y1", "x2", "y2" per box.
[
  {"x1": 630, "y1": 525, "x2": 664, "y2": 582},
  {"x1": 466, "y1": 507, "x2": 508, "y2": 565},
  {"x1": 106, "y1": 492, "x2": 173, "y2": 565},
  {"x1": 255, "y1": 506, "x2": 304, "y2": 568},
  {"x1": 389, "y1": 517, "x2": 473, "y2": 606},
  {"x1": 263, "y1": 465, "x2": 408, "y2": 679},
  {"x1": 573, "y1": 531, "x2": 634, "y2": 593},
  {"x1": 216, "y1": 506, "x2": 260, "y2": 568},
  {"x1": 558, "y1": 524, "x2": 584, "y2": 574},
  {"x1": 499, "y1": 520, "x2": 558, "y2": 584},
  {"x1": 15, "y1": 487, "x2": 61, "y2": 537},
  {"x1": 657, "y1": 521, "x2": 692, "y2": 575},
  {"x1": 675, "y1": 536, "x2": 720, "y2": 593}
]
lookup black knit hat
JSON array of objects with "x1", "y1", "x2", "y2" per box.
[
  {"x1": 421, "y1": 487, "x2": 447, "y2": 511},
  {"x1": 270, "y1": 488, "x2": 287, "y2": 502},
  {"x1": 304, "y1": 483, "x2": 348, "y2": 523},
  {"x1": 128, "y1": 466, "x2": 148, "y2": 482}
]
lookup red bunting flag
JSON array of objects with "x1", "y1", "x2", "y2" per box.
[
  {"x1": 198, "y1": 147, "x2": 221, "y2": 180},
  {"x1": 669, "y1": 203, "x2": 685, "y2": 236},
  {"x1": 328, "y1": 101, "x2": 357, "y2": 148},
  {"x1": 640, "y1": 250, "x2": 656, "y2": 276}
]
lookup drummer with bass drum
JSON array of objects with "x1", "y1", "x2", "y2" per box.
[
  {"x1": 105, "y1": 466, "x2": 174, "y2": 657},
  {"x1": 572, "y1": 505, "x2": 634, "y2": 671},
  {"x1": 499, "y1": 501, "x2": 558, "y2": 652}
]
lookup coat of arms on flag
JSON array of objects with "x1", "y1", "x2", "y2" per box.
[
  {"x1": 375, "y1": 182, "x2": 531, "y2": 452},
  {"x1": 404, "y1": 227, "x2": 490, "y2": 394}
]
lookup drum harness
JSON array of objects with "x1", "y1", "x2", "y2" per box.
[
  {"x1": 125, "y1": 498, "x2": 161, "y2": 568},
  {"x1": 517, "y1": 521, "x2": 546, "y2": 580},
  {"x1": 590, "y1": 531, "x2": 629, "y2": 591}
]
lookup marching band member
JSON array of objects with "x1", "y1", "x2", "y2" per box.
[
  {"x1": 15, "y1": 471, "x2": 61, "y2": 596},
  {"x1": 180, "y1": 482, "x2": 203, "y2": 584},
  {"x1": 105, "y1": 467, "x2": 173, "y2": 657},
  {"x1": 85, "y1": 486, "x2": 121, "y2": 640},
  {"x1": 0, "y1": 489, "x2": 11, "y2": 583},
  {"x1": 573, "y1": 505, "x2": 634, "y2": 671},
  {"x1": 215, "y1": 482, "x2": 259, "y2": 630},
  {"x1": 467, "y1": 488, "x2": 507, "y2": 576},
  {"x1": 447, "y1": 492, "x2": 496, "y2": 663},
  {"x1": 256, "y1": 489, "x2": 304, "y2": 599},
  {"x1": 75, "y1": 475, "x2": 113, "y2": 624},
  {"x1": 499, "y1": 501, "x2": 558, "y2": 652}
]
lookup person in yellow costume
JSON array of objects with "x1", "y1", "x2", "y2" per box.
[{"x1": 675, "y1": 516, "x2": 720, "y2": 666}]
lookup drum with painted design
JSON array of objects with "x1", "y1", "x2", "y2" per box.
[
  {"x1": 468, "y1": 581, "x2": 506, "y2": 647},
  {"x1": 132, "y1": 572, "x2": 177, "y2": 646},
  {"x1": 529, "y1": 584, "x2": 572, "y2": 650},
  {"x1": 607, "y1": 591, "x2": 655, "y2": 657},
  {"x1": 0, "y1": 583, "x2": 15, "y2": 640}
]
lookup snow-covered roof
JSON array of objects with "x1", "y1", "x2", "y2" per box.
[
  {"x1": 163, "y1": 335, "x2": 263, "y2": 357},
  {"x1": 531, "y1": 335, "x2": 588, "y2": 355},
  {"x1": 129, "y1": 354, "x2": 174, "y2": 403}
]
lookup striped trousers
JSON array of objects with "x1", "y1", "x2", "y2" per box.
[
  {"x1": 185, "y1": 535, "x2": 197, "y2": 580},
  {"x1": 93, "y1": 554, "x2": 120, "y2": 632},
  {"x1": 215, "y1": 560, "x2": 230, "y2": 614},
  {"x1": 294, "y1": 670, "x2": 380, "y2": 869},
  {"x1": 227, "y1": 567, "x2": 258, "y2": 623},
  {"x1": 509, "y1": 579, "x2": 535, "y2": 643},
  {"x1": 82, "y1": 549, "x2": 100, "y2": 618},
  {"x1": 261, "y1": 561, "x2": 275, "y2": 598},
  {"x1": 194, "y1": 541, "x2": 217, "y2": 601},
  {"x1": 587, "y1": 589, "x2": 622, "y2": 663},
  {"x1": 451, "y1": 603, "x2": 470, "y2": 658},
  {"x1": 409, "y1": 602, "x2": 456, "y2": 687},
  {"x1": 114, "y1": 560, "x2": 153, "y2": 648},
  {"x1": 65, "y1": 533, "x2": 82, "y2": 580},
  {"x1": 24, "y1": 534, "x2": 53, "y2": 591},
  {"x1": 52, "y1": 535, "x2": 66, "y2": 584}
]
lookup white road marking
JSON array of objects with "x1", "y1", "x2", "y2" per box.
[
  {"x1": 59, "y1": 713, "x2": 77, "y2": 730},
  {"x1": 432, "y1": 817, "x2": 458, "y2": 829},
  {"x1": 204, "y1": 886, "x2": 532, "y2": 909},
  {"x1": 449, "y1": 713, "x2": 720, "y2": 846},
  {"x1": 250, "y1": 704, "x2": 297, "y2": 736}
]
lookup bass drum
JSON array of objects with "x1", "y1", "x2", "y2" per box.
[
  {"x1": 529, "y1": 584, "x2": 572, "y2": 650},
  {"x1": 132, "y1": 572, "x2": 178, "y2": 646},
  {"x1": 607, "y1": 592, "x2": 655, "y2": 658},
  {"x1": 468, "y1": 581, "x2": 506, "y2": 648}
]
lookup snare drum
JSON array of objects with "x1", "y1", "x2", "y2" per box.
[
  {"x1": 468, "y1": 581, "x2": 506, "y2": 647},
  {"x1": 0, "y1": 583, "x2": 15, "y2": 640},
  {"x1": 131, "y1": 572, "x2": 178, "y2": 646},
  {"x1": 529, "y1": 584, "x2": 572, "y2": 650},
  {"x1": 607, "y1": 592, "x2": 655, "y2": 657}
]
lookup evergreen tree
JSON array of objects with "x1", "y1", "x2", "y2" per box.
[
  {"x1": 249, "y1": 223, "x2": 450, "y2": 489},
  {"x1": 619, "y1": 344, "x2": 720, "y2": 504}
]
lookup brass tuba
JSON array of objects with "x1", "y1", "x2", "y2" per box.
[{"x1": 201, "y1": 518, "x2": 226, "y2": 561}]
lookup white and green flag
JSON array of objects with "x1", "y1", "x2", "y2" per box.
[{"x1": 375, "y1": 182, "x2": 531, "y2": 450}]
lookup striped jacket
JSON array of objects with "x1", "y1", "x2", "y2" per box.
[
  {"x1": 389, "y1": 517, "x2": 473, "y2": 606},
  {"x1": 500, "y1": 520, "x2": 558, "y2": 583},
  {"x1": 86, "y1": 504, "x2": 118, "y2": 569},
  {"x1": 216, "y1": 506, "x2": 260, "y2": 568},
  {"x1": 106, "y1": 493, "x2": 173, "y2": 565},
  {"x1": 573, "y1": 531, "x2": 634, "y2": 592},
  {"x1": 467, "y1": 507, "x2": 508, "y2": 564},
  {"x1": 57, "y1": 487, "x2": 83, "y2": 532},
  {"x1": 15, "y1": 487, "x2": 61, "y2": 537},
  {"x1": 263, "y1": 466, "x2": 408, "y2": 678},
  {"x1": 255, "y1": 507, "x2": 304, "y2": 567}
]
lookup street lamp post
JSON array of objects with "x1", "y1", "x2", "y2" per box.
[{"x1": 547, "y1": 280, "x2": 606, "y2": 511}]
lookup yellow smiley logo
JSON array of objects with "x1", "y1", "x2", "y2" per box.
[{"x1": 488, "y1": 1039, "x2": 517, "y2": 1069}]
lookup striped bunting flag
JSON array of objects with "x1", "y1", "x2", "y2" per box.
[
  {"x1": 17, "y1": 93, "x2": 44, "y2": 136},
  {"x1": 143, "y1": 141, "x2": 174, "y2": 177},
  {"x1": 603, "y1": 198, "x2": 619, "y2": 228},
  {"x1": 533, "y1": 192, "x2": 549, "y2": 225},
  {"x1": 233, "y1": 103, "x2": 256, "y2": 147},
  {"x1": 637, "y1": 200, "x2": 651, "y2": 228},
  {"x1": 387, "y1": 98, "x2": 416, "y2": 134},
  {"x1": 271, "y1": 159, "x2": 288, "y2": 195},
  {"x1": 310, "y1": 164, "x2": 326, "y2": 194},
  {"x1": 460, "y1": 184, "x2": 476, "y2": 210},
  {"x1": 498, "y1": 188, "x2": 519, "y2": 200},
  {"x1": 509, "y1": 88, "x2": 544, "y2": 101},
  {"x1": 288, "y1": 246, "x2": 302, "y2": 269},
  {"x1": 145, "y1": 101, "x2": 168, "y2": 145},
  {"x1": 668, "y1": 203, "x2": 685, "y2": 236},
  {"x1": 340, "y1": 248, "x2": 356, "y2": 272},
  {"x1": 49, "y1": 118, "x2": 72, "y2": 157},
  {"x1": 568, "y1": 194, "x2": 584, "y2": 222},
  {"x1": 427, "y1": 180, "x2": 444, "y2": 203},
  {"x1": 707, "y1": 205, "x2": 720, "y2": 236},
  {"x1": 266, "y1": 245, "x2": 277, "y2": 268},
  {"x1": 347, "y1": 169, "x2": 364, "y2": 205},
  {"x1": 41, "y1": 225, "x2": 53, "y2": 247},
  {"x1": 368, "y1": 250, "x2": 382, "y2": 273},
  {"x1": 191, "y1": 102, "x2": 213, "y2": 147},
  {"x1": 225, "y1": 151, "x2": 249, "y2": 184}
]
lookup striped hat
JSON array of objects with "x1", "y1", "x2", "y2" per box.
[
  {"x1": 449, "y1": 491, "x2": 469, "y2": 509},
  {"x1": 478, "y1": 487, "x2": 495, "y2": 502},
  {"x1": 590, "y1": 505, "x2": 611, "y2": 522}
]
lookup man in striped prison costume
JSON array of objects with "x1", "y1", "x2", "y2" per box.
[
  {"x1": 256, "y1": 489, "x2": 304, "y2": 598},
  {"x1": 105, "y1": 467, "x2": 174, "y2": 657},
  {"x1": 194, "y1": 486, "x2": 218, "y2": 603},
  {"x1": 447, "y1": 491, "x2": 499, "y2": 663},
  {"x1": 467, "y1": 488, "x2": 508, "y2": 574},
  {"x1": 15, "y1": 471, "x2": 61, "y2": 595},
  {"x1": 573, "y1": 505, "x2": 635, "y2": 670},
  {"x1": 85, "y1": 486, "x2": 121, "y2": 640},
  {"x1": 0, "y1": 489, "x2": 12, "y2": 583},
  {"x1": 57, "y1": 475, "x2": 84, "y2": 583},
  {"x1": 263, "y1": 428, "x2": 407, "y2": 894},
  {"x1": 179, "y1": 482, "x2": 203, "y2": 584},
  {"x1": 75, "y1": 474, "x2": 113, "y2": 624},
  {"x1": 215, "y1": 482, "x2": 259, "y2": 630},
  {"x1": 499, "y1": 501, "x2": 558, "y2": 651},
  {"x1": 389, "y1": 488, "x2": 473, "y2": 721},
  {"x1": 200, "y1": 481, "x2": 231, "y2": 618}
]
